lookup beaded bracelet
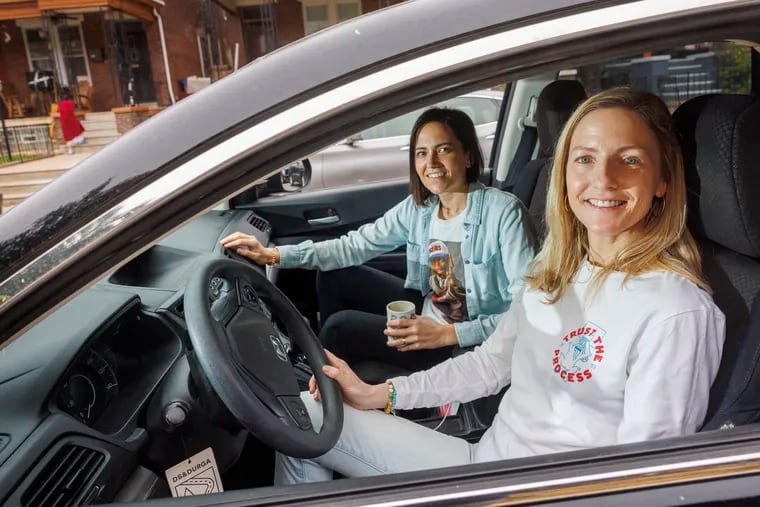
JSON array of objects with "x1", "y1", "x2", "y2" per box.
[
  {"x1": 267, "y1": 247, "x2": 280, "y2": 266},
  {"x1": 384, "y1": 381, "x2": 397, "y2": 415}
]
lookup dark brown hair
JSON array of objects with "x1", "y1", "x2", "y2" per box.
[{"x1": 408, "y1": 107, "x2": 484, "y2": 205}]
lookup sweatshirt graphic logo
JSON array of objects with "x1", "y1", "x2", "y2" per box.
[{"x1": 552, "y1": 321, "x2": 606, "y2": 383}]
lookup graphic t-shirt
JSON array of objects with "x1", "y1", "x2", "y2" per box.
[{"x1": 421, "y1": 207, "x2": 469, "y2": 324}]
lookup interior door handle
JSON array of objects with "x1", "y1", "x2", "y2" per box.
[
  {"x1": 486, "y1": 133, "x2": 495, "y2": 140},
  {"x1": 400, "y1": 145, "x2": 410, "y2": 151},
  {"x1": 307, "y1": 215, "x2": 340, "y2": 225}
]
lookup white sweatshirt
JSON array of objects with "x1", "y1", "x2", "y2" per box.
[{"x1": 391, "y1": 261, "x2": 726, "y2": 462}]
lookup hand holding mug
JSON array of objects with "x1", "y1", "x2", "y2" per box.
[
  {"x1": 385, "y1": 310, "x2": 458, "y2": 351},
  {"x1": 386, "y1": 300, "x2": 416, "y2": 329}
]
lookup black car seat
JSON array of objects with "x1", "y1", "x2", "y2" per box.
[
  {"x1": 671, "y1": 93, "x2": 760, "y2": 430},
  {"x1": 509, "y1": 80, "x2": 586, "y2": 237}
]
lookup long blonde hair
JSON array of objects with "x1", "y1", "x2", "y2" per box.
[{"x1": 526, "y1": 87, "x2": 708, "y2": 303}]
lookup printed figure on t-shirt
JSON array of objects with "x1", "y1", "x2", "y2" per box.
[{"x1": 427, "y1": 239, "x2": 468, "y2": 323}]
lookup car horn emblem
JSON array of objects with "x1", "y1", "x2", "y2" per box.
[{"x1": 270, "y1": 335, "x2": 289, "y2": 362}]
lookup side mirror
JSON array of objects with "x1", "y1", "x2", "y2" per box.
[
  {"x1": 280, "y1": 159, "x2": 311, "y2": 190},
  {"x1": 247, "y1": 159, "x2": 312, "y2": 200},
  {"x1": 341, "y1": 133, "x2": 362, "y2": 146}
]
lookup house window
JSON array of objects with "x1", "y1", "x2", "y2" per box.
[
  {"x1": 56, "y1": 25, "x2": 89, "y2": 86},
  {"x1": 24, "y1": 29, "x2": 54, "y2": 71},
  {"x1": 20, "y1": 19, "x2": 91, "y2": 88},
  {"x1": 241, "y1": 5, "x2": 278, "y2": 60},
  {"x1": 302, "y1": 0, "x2": 362, "y2": 35}
]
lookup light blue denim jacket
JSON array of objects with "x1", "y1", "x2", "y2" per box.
[{"x1": 278, "y1": 183, "x2": 537, "y2": 347}]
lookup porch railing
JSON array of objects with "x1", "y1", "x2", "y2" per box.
[{"x1": 0, "y1": 123, "x2": 54, "y2": 166}]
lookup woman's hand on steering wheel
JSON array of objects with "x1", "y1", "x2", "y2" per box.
[
  {"x1": 385, "y1": 316, "x2": 458, "y2": 351},
  {"x1": 220, "y1": 232, "x2": 276, "y2": 266},
  {"x1": 310, "y1": 350, "x2": 387, "y2": 411}
]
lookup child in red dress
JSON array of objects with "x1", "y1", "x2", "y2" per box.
[{"x1": 58, "y1": 89, "x2": 86, "y2": 155}]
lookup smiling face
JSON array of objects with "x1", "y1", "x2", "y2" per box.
[
  {"x1": 431, "y1": 256, "x2": 448, "y2": 276},
  {"x1": 565, "y1": 107, "x2": 667, "y2": 262},
  {"x1": 413, "y1": 122, "x2": 470, "y2": 197}
]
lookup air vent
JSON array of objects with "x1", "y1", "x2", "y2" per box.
[
  {"x1": 248, "y1": 214, "x2": 271, "y2": 233},
  {"x1": 22, "y1": 444, "x2": 105, "y2": 507}
]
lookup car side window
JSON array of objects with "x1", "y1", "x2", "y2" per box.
[
  {"x1": 441, "y1": 96, "x2": 501, "y2": 124},
  {"x1": 360, "y1": 109, "x2": 421, "y2": 140},
  {"x1": 495, "y1": 41, "x2": 751, "y2": 214},
  {"x1": 287, "y1": 89, "x2": 504, "y2": 193},
  {"x1": 571, "y1": 41, "x2": 752, "y2": 110}
]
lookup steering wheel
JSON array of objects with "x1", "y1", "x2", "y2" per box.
[{"x1": 184, "y1": 256, "x2": 343, "y2": 458}]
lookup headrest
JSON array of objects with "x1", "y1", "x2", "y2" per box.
[
  {"x1": 673, "y1": 94, "x2": 760, "y2": 258},
  {"x1": 536, "y1": 80, "x2": 587, "y2": 157}
]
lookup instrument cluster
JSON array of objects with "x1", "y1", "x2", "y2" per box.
[{"x1": 57, "y1": 347, "x2": 119, "y2": 426}]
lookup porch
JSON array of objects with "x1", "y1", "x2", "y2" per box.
[{"x1": 0, "y1": 0, "x2": 169, "y2": 118}]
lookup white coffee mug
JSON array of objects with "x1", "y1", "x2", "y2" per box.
[{"x1": 386, "y1": 300, "x2": 416, "y2": 325}]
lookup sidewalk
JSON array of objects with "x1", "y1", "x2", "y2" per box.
[
  {"x1": 0, "y1": 151, "x2": 96, "y2": 213},
  {"x1": 0, "y1": 151, "x2": 93, "y2": 173}
]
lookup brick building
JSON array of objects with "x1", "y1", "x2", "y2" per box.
[{"x1": 0, "y1": 0, "x2": 402, "y2": 116}]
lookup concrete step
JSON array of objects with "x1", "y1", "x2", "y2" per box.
[
  {"x1": 0, "y1": 177, "x2": 54, "y2": 195},
  {"x1": 80, "y1": 111, "x2": 118, "y2": 150},
  {"x1": 84, "y1": 129, "x2": 119, "y2": 139},
  {"x1": 2, "y1": 190, "x2": 36, "y2": 209},
  {"x1": 83, "y1": 136, "x2": 115, "y2": 146},
  {"x1": 81, "y1": 120, "x2": 117, "y2": 132},
  {"x1": 0, "y1": 146, "x2": 93, "y2": 212},
  {"x1": 0, "y1": 165, "x2": 67, "y2": 183}
]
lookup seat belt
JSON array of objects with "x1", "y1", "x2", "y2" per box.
[{"x1": 497, "y1": 95, "x2": 538, "y2": 191}]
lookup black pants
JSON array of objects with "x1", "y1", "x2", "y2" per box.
[{"x1": 317, "y1": 266, "x2": 454, "y2": 375}]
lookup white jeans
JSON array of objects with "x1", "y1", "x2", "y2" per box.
[{"x1": 274, "y1": 392, "x2": 474, "y2": 485}]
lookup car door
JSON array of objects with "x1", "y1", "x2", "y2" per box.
[
  {"x1": 249, "y1": 178, "x2": 410, "y2": 278},
  {"x1": 317, "y1": 108, "x2": 420, "y2": 190}
]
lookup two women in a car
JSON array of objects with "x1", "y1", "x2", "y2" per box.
[{"x1": 223, "y1": 88, "x2": 725, "y2": 482}]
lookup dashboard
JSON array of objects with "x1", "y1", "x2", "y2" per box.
[
  {"x1": 58, "y1": 338, "x2": 121, "y2": 427},
  {"x1": 0, "y1": 209, "x2": 273, "y2": 506}
]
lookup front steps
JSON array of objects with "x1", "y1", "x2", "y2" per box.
[
  {"x1": 0, "y1": 111, "x2": 122, "y2": 213},
  {"x1": 0, "y1": 152, "x2": 92, "y2": 214},
  {"x1": 53, "y1": 111, "x2": 119, "y2": 154}
]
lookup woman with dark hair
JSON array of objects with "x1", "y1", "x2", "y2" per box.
[{"x1": 222, "y1": 107, "x2": 537, "y2": 372}]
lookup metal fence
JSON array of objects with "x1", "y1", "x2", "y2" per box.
[
  {"x1": 0, "y1": 123, "x2": 54, "y2": 166},
  {"x1": 599, "y1": 69, "x2": 722, "y2": 112},
  {"x1": 654, "y1": 70, "x2": 722, "y2": 111},
  {"x1": 600, "y1": 51, "x2": 725, "y2": 112}
]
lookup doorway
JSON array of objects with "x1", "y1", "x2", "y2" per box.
[{"x1": 113, "y1": 21, "x2": 155, "y2": 104}]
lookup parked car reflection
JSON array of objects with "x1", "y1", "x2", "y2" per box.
[{"x1": 279, "y1": 90, "x2": 502, "y2": 192}]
